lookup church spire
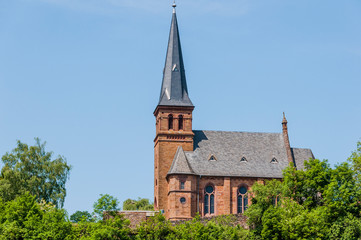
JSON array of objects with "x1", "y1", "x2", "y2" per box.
[{"x1": 157, "y1": 4, "x2": 193, "y2": 107}]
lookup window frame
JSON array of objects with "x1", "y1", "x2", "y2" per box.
[
  {"x1": 237, "y1": 185, "x2": 249, "y2": 214},
  {"x1": 204, "y1": 184, "x2": 215, "y2": 216}
]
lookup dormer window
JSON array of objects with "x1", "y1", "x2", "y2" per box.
[
  {"x1": 240, "y1": 157, "x2": 247, "y2": 162},
  {"x1": 271, "y1": 157, "x2": 278, "y2": 163},
  {"x1": 208, "y1": 155, "x2": 217, "y2": 161}
]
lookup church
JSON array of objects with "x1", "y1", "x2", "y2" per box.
[{"x1": 154, "y1": 4, "x2": 314, "y2": 220}]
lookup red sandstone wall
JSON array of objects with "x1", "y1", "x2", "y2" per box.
[{"x1": 154, "y1": 106, "x2": 194, "y2": 219}]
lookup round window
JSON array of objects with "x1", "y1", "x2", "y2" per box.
[
  {"x1": 205, "y1": 186, "x2": 214, "y2": 194},
  {"x1": 180, "y1": 197, "x2": 186, "y2": 204},
  {"x1": 239, "y1": 186, "x2": 247, "y2": 194}
]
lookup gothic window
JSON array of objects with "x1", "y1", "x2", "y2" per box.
[
  {"x1": 168, "y1": 114, "x2": 173, "y2": 130},
  {"x1": 237, "y1": 186, "x2": 248, "y2": 213},
  {"x1": 178, "y1": 115, "x2": 183, "y2": 130},
  {"x1": 180, "y1": 181, "x2": 185, "y2": 190},
  {"x1": 204, "y1": 185, "x2": 215, "y2": 215},
  {"x1": 271, "y1": 157, "x2": 278, "y2": 163}
]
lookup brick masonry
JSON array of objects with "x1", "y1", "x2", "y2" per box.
[
  {"x1": 118, "y1": 211, "x2": 248, "y2": 229},
  {"x1": 153, "y1": 105, "x2": 274, "y2": 220},
  {"x1": 154, "y1": 105, "x2": 194, "y2": 219},
  {"x1": 117, "y1": 211, "x2": 156, "y2": 228}
]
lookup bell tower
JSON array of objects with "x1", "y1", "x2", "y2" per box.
[{"x1": 154, "y1": 4, "x2": 194, "y2": 218}]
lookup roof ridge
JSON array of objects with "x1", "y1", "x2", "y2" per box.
[{"x1": 193, "y1": 130, "x2": 282, "y2": 135}]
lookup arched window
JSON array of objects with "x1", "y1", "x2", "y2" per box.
[
  {"x1": 178, "y1": 115, "x2": 183, "y2": 130},
  {"x1": 168, "y1": 114, "x2": 173, "y2": 130},
  {"x1": 204, "y1": 185, "x2": 215, "y2": 215},
  {"x1": 237, "y1": 186, "x2": 248, "y2": 213}
]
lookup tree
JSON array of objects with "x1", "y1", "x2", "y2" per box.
[
  {"x1": 0, "y1": 193, "x2": 74, "y2": 239},
  {"x1": 246, "y1": 140, "x2": 361, "y2": 239},
  {"x1": 93, "y1": 194, "x2": 120, "y2": 220},
  {"x1": 0, "y1": 138, "x2": 71, "y2": 208},
  {"x1": 122, "y1": 198, "x2": 154, "y2": 211},
  {"x1": 70, "y1": 211, "x2": 93, "y2": 223},
  {"x1": 245, "y1": 179, "x2": 282, "y2": 233}
]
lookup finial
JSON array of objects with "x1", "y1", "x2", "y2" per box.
[
  {"x1": 282, "y1": 112, "x2": 287, "y2": 124},
  {"x1": 172, "y1": 0, "x2": 176, "y2": 13}
]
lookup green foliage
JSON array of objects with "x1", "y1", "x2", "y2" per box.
[
  {"x1": 245, "y1": 179, "x2": 282, "y2": 233},
  {"x1": 135, "y1": 213, "x2": 249, "y2": 240},
  {"x1": 93, "y1": 194, "x2": 120, "y2": 221},
  {"x1": 329, "y1": 213, "x2": 361, "y2": 240},
  {"x1": 123, "y1": 198, "x2": 154, "y2": 211},
  {"x1": 70, "y1": 211, "x2": 94, "y2": 223},
  {"x1": 0, "y1": 193, "x2": 74, "y2": 240},
  {"x1": 135, "y1": 213, "x2": 173, "y2": 240},
  {"x1": 73, "y1": 213, "x2": 131, "y2": 240},
  {"x1": 247, "y1": 140, "x2": 361, "y2": 239},
  {"x1": 282, "y1": 159, "x2": 332, "y2": 208},
  {"x1": 170, "y1": 217, "x2": 249, "y2": 240},
  {"x1": 324, "y1": 162, "x2": 361, "y2": 219},
  {"x1": 0, "y1": 138, "x2": 71, "y2": 208}
]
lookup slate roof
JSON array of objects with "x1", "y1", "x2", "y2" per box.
[
  {"x1": 292, "y1": 147, "x2": 314, "y2": 170},
  {"x1": 168, "y1": 146, "x2": 195, "y2": 175},
  {"x1": 158, "y1": 8, "x2": 193, "y2": 107},
  {"x1": 168, "y1": 130, "x2": 314, "y2": 178}
]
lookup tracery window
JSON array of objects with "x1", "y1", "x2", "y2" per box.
[
  {"x1": 204, "y1": 185, "x2": 215, "y2": 215},
  {"x1": 237, "y1": 186, "x2": 248, "y2": 213},
  {"x1": 168, "y1": 114, "x2": 173, "y2": 130},
  {"x1": 178, "y1": 115, "x2": 183, "y2": 130}
]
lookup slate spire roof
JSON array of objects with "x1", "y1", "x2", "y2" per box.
[
  {"x1": 158, "y1": 5, "x2": 193, "y2": 107},
  {"x1": 168, "y1": 146, "x2": 195, "y2": 175}
]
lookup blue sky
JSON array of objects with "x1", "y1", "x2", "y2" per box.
[{"x1": 0, "y1": 0, "x2": 360, "y2": 215}]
